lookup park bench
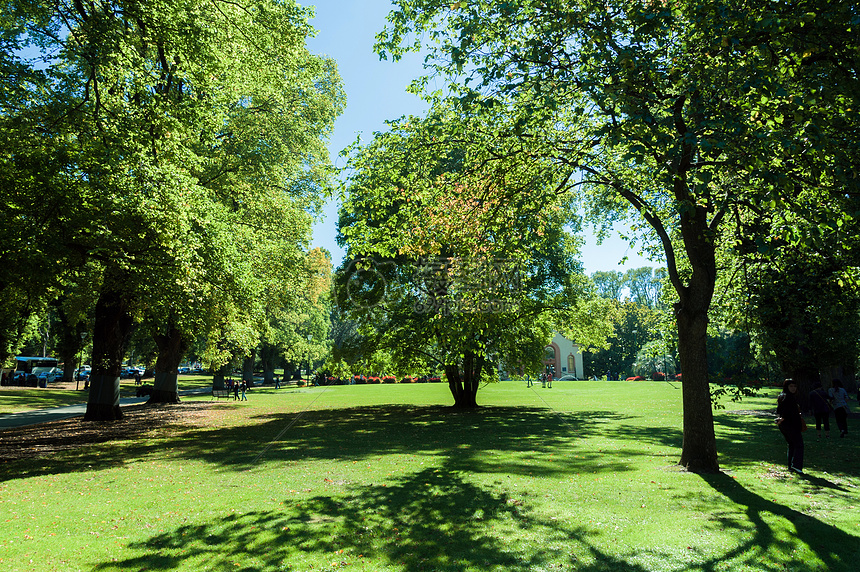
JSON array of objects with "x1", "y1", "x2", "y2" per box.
[{"x1": 211, "y1": 388, "x2": 233, "y2": 400}]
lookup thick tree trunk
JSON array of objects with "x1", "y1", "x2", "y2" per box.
[
  {"x1": 258, "y1": 343, "x2": 278, "y2": 385},
  {"x1": 148, "y1": 321, "x2": 187, "y2": 404},
  {"x1": 212, "y1": 362, "x2": 231, "y2": 390},
  {"x1": 150, "y1": 372, "x2": 179, "y2": 403},
  {"x1": 242, "y1": 350, "x2": 255, "y2": 387},
  {"x1": 84, "y1": 274, "x2": 133, "y2": 421},
  {"x1": 445, "y1": 351, "x2": 481, "y2": 409},
  {"x1": 86, "y1": 374, "x2": 122, "y2": 420},
  {"x1": 788, "y1": 361, "x2": 817, "y2": 413},
  {"x1": 676, "y1": 300, "x2": 719, "y2": 472}
]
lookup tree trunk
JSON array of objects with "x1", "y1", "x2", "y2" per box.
[
  {"x1": 676, "y1": 299, "x2": 719, "y2": 472},
  {"x1": 148, "y1": 320, "x2": 187, "y2": 404},
  {"x1": 445, "y1": 351, "x2": 481, "y2": 409},
  {"x1": 84, "y1": 274, "x2": 133, "y2": 421},
  {"x1": 212, "y1": 362, "x2": 231, "y2": 390},
  {"x1": 258, "y1": 342, "x2": 279, "y2": 385},
  {"x1": 673, "y1": 175, "x2": 719, "y2": 472},
  {"x1": 242, "y1": 349, "x2": 255, "y2": 387},
  {"x1": 52, "y1": 302, "x2": 87, "y2": 382}
]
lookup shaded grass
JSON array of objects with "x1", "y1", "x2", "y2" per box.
[{"x1": 0, "y1": 381, "x2": 857, "y2": 572}]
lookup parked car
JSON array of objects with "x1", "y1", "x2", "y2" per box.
[
  {"x1": 76, "y1": 367, "x2": 91, "y2": 381},
  {"x1": 558, "y1": 375, "x2": 578, "y2": 381},
  {"x1": 38, "y1": 367, "x2": 64, "y2": 383}
]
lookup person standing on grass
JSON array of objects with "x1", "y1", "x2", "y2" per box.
[
  {"x1": 809, "y1": 380, "x2": 832, "y2": 439},
  {"x1": 776, "y1": 378, "x2": 805, "y2": 474},
  {"x1": 233, "y1": 381, "x2": 239, "y2": 401},
  {"x1": 829, "y1": 379, "x2": 850, "y2": 438},
  {"x1": 240, "y1": 380, "x2": 248, "y2": 401}
]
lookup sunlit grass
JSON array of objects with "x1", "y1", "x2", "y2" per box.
[
  {"x1": 0, "y1": 374, "x2": 215, "y2": 414},
  {"x1": 1, "y1": 381, "x2": 857, "y2": 571}
]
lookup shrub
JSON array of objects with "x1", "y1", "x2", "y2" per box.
[
  {"x1": 400, "y1": 376, "x2": 414, "y2": 383},
  {"x1": 368, "y1": 376, "x2": 381, "y2": 384},
  {"x1": 382, "y1": 376, "x2": 397, "y2": 384}
]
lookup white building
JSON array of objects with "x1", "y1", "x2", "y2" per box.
[{"x1": 543, "y1": 333, "x2": 583, "y2": 379}]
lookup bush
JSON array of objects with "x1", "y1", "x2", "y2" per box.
[
  {"x1": 368, "y1": 376, "x2": 381, "y2": 384},
  {"x1": 382, "y1": 376, "x2": 397, "y2": 384},
  {"x1": 400, "y1": 376, "x2": 414, "y2": 383}
]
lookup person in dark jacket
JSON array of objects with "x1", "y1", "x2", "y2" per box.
[
  {"x1": 777, "y1": 378, "x2": 805, "y2": 474},
  {"x1": 809, "y1": 380, "x2": 831, "y2": 439}
]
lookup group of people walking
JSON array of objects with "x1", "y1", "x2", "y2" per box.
[
  {"x1": 776, "y1": 378, "x2": 851, "y2": 475},
  {"x1": 809, "y1": 379, "x2": 851, "y2": 439}
]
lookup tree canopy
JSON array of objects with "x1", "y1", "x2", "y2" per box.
[
  {"x1": 337, "y1": 107, "x2": 611, "y2": 407},
  {"x1": 2, "y1": 0, "x2": 344, "y2": 417}
]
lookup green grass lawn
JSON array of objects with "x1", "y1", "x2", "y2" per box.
[
  {"x1": 0, "y1": 375, "x2": 216, "y2": 415},
  {"x1": 1, "y1": 380, "x2": 857, "y2": 571}
]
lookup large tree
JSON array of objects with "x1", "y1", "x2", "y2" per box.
[
  {"x1": 337, "y1": 110, "x2": 611, "y2": 407},
  {"x1": 5, "y1": 0, "x2": 344, "y2": 418},
  {"x1": 376, "y1": 0, "x2": 860, "y2": 471}
]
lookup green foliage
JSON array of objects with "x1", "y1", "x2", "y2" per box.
[
  {"x1": 718, "y1": 209, "x2": 860, "y2": 392},
  {"x1": 337, "y1": 108, "x2": 609, "y2": 402},
  {"x1": 585, "y1": 299, "x2": 664, "y2": 379},
  {"x1": 2, "y1": 0, "x2": 345, "y2": 372}
]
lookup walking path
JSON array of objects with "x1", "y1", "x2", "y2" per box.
[{"x1": 0, "y1": 387, "x2": 211, "y2": 430}]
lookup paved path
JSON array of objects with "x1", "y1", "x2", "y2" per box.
[{"x1": 0, "y1": 387, "x2": 211, "y2": 430}]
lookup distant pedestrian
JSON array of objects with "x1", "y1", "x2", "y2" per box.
[
  {"x1": 546, "y1": 372, "x2": 553, "y2": 389},
  {"x1": 233, "y1": 382, "x2": 239, "y2": 401},
  {"x1": 829, "y1": 379, "x2": 850, "y2": 438},
  {"x1": 240, "y1": 380, "x2": 248, "y2": 401},
  {"x1": 274, "y1": 374, "x2": 281, "y2": 389},
  {"x1": 776, "y1": 378, "x2": 805, "y2": 474},
  {"x1": 134, "y1": 372, "x2": 142, "y2": 386},
  {"x1": 809, "y1": 381, "x2": 831, "y2": 439}
]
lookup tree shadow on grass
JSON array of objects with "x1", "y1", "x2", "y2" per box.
[
  {"x1": 1, "y1": 404, "x2": 658, "y2": 482},
  {"x1": 173, "y1": 405, "x2": 645, "y2": 478},
  {"x1": 714, "y1": 412, "x2": 860, "y2": 480},
  {"x1": 90, "y1": 453, "x2": 860, "y2": 572},
  {"x1": 0, "y1": 402, "x2": 220, "y2": 482},
  {"x1": 91, "y1": 461, "x2": 667, "y2": 572},
  {"x1": 694, "y1": 472, "x2": 860, "y2": 572}
]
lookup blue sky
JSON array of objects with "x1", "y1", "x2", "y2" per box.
[{"x1": 304, "y1": 0, "x2": 659, "y2": 275}]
